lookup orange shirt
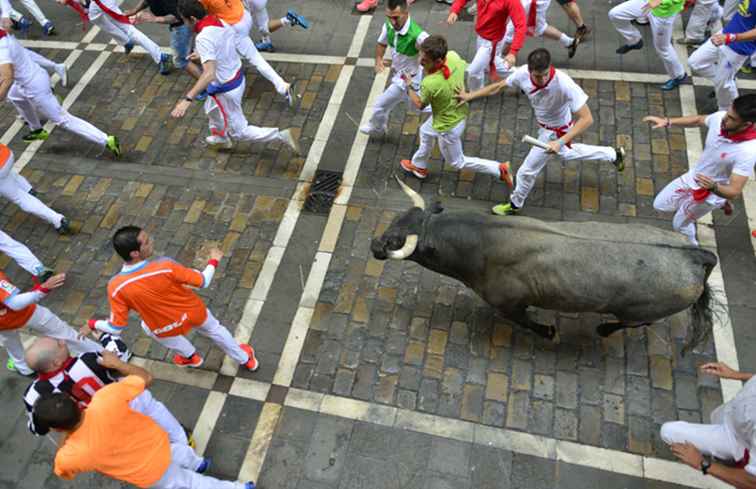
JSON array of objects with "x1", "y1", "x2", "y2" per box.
[
  {"x1": 199, "y1": 0, "x2": 244, "y2": 24},
  {"x1": 53, "y1": 376, "x2": 171, "y2": 488},
  {"x1": 0, "y1": 271, "x2": 36, "y2": 330},
  {"x1": 107, "y1": 258, "x2": 207, "y2": 338}
]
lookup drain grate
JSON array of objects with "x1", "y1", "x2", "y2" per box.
[{"x1": 303, "y1": 170, "x2": 342, "y2": 214}]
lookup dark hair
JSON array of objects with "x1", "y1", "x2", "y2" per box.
[
  {"x1": 733, "y1": 94, "x2": 756, "y2": 123},
  {"x1": 33, "y1": 394, "x2": 81, "y2": 435},
  {"x1": 177, "y1": 0, "x2": 207, "y2": 20},
  {"x1": 527, "y1": 48, "x2": 551, "y2": 72},
  {"x1": 112, "y1": 225, "x2": 142, "y2": 261},
  {"x1": 420, "y1": 35, "x2": 447, "y2": 62},
  {"x1": 386, "y1": 0, "x2": 408, "y2": 10}
]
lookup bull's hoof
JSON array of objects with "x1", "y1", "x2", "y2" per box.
[{"x1": 539, "y1": 324, "x2": 557, "y2": 340}]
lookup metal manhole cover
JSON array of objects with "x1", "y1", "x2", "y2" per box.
[{"x1": 303, "y1": 170, "x2": 342, "y2": 214}]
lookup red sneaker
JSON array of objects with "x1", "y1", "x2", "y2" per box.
[
  {"x1": 239, "y1": 344, "x2": 259, "y2": 372},
  {"x1": 400, "y1": 159, "x2": 428, "y2": 179},
  {"x1": 173, "y1": 353, "x2": 203, "y2": 368},
  {"x1": 499, "y1": 162, "x2": 513, "y2": 188},
  {"x1": 355, "y1": 0, "x2": 378, "y2": 12}
]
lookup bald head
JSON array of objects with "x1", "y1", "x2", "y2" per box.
[{"x1": 25, "y1": 337, "x2": 69, "y2": 373}]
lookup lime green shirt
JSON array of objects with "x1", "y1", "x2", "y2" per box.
[
  {"x1": 652, "y1": 0, "x2": 684, "y2": 18},
  {"x1": 419, "y1": 51, "x2": 469, "y2": 133}
]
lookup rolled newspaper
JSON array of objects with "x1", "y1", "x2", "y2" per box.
[{"x1": 521, "y1": 134, "x2": 551, "y2": 150}]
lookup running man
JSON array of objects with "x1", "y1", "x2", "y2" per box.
[
  {"x1": 248, "y1": 0, "x2": 310, "y2": 52},
  {"x1": 456, "y1": 48, "x2": 625, "y2": 215}
]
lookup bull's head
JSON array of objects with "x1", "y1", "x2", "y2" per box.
[{"x1": 371, "y1": 177, "x2": 430, "y2": 261}]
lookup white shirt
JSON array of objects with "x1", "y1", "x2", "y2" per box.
[
  {"x1": 0, "y1": 33, "x2": 46, "y2": 88},
  {"x1": 195, "y1": 20, "x2": 242, "y2": 85},
  {"x1": 711, "y1": 376, "x2": 756, "y2": 475},
  {"x1": 505, "y1": 66, "x2": 589, "y2": 129},
  {"x1": 377, "y1": 18, "x2": 429, "y2": 77},
  {"x1": 681, "y1": 111, "x2": 756, "y2": 188}
]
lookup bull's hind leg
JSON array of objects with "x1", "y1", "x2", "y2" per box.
[
  {"x1": 506, "y1": 307, "x2": 556, "y2": 340},
  {"x1": 596, "y1": 321, "x2": 651, "y2": 337}
]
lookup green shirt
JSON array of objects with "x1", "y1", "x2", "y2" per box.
[
  {"x1": 652, "y1": 0, "x2": 684, "y2": 18},
  {"x1": 419, "y1": 51, "x2": 469, "y2": 133}
]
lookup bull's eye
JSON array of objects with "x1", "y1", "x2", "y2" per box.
[{"x1": 388, "y1": 237, "x2": 402, "y2": 249}]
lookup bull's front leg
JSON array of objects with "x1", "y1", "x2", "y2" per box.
[{"x1": 504, "y1": 306, "x2": 557, "y2": 340}]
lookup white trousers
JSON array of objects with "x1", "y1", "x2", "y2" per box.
[
  {"x1": 503, "y1": 0, "x2": 551, "y2": 44},
  {"x1": 205, "y1": 82, "x2": 282, "y2": 144},
  {"x1": 89, "y1": 1, "x2": 162, "y2": 64},
  {"x1": 609, "y1": 0, "x2": 685, "y2": 79},
  {"x1": 230, "y1": 9, "x2": 287, "y2": 95},
  {"x1": 653, "y1": 176, "x2": 720, "y2": 246},
  {"x1": 0, "y1": 305, "x2": 102, "y2": 374},
  {"x1": 151, "y1": 444, "x2": 244, "y2": 489},
  {"x1": 249, "y1": 0, "x2": 270, "y2": 36},
  {"x1": 7, "y1": 0, "x2": 48, "y2": 26},
  {"x1": 685, "y1": 0, "x2": 722, "y2": 41},
  {"x1": 141, "y1": 309, "x2": 249, "y2": 364},
  {"x1": 0, "y1": 229, "x2": 45, "y2": 276},
  {"x1": 510, "y1": 126, "x2": 617, "y2": 208},
  {"x1": 467, "y1": 35, "x2": 512, "y2": 91},
  {"x1": 8, "y1": 71, "x2": 108, "y2": 147},
  {"x1": 411, "y1": 118, "x2": 501, "y2": 177},
  {"x1": 689, "y1": 40, "x2": 748, "y2": 111},
  {"x1": 365, "y1": 71, "x2": 424, "y2": 131},
  {"x1": 0, "y1": 151, "x2": 63, "y2": 228},
  {"x1": 27, "y1": 49, "x2": 59, "y2": 76},
  {"x1": 130, "y1": 390, "x2": 188, "y2": 445},
  {"x1": 661, "y1": 421, "x2": 747, "y2": 462}
]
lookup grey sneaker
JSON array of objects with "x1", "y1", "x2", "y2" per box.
[{"x1": 279, "y1": 129, "x2": 301, "y2": 155}]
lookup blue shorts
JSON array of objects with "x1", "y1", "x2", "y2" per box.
[{"x1": 170, "y1": 24, "x2": 192, "y2": 70}]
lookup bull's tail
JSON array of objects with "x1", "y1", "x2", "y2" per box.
[{"x1": 682, "y1": 252, "x2": 719, "y2": 355}]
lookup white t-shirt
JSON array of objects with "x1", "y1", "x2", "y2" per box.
[
  {"x1": 505, "y1": 66, "x2": 589, "y2": 129},
  {"x1": 711, "y1": 376, "x2": 756, "y2": 475},
  {"x1": 681, "y1": 111, "x2": 756, "y2": 188},
  {"x1": 377, "y1": 18, "x2": 429, "y2": 77},
  {"x1": 0, "y1": 33, "x2": 45, "y2": 88},
  {"x1": 195, "y1": 20, "x2": 242, "y2": 85}
]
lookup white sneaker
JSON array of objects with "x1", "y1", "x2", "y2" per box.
[
  {"x1": 205, "y1": 134, "x2": 232, "y2": 148},
  {"x1": 283, "y1": 83, "x2": 297, "y2": 108},
  {"x1": 279, "y1": 128, "x2": 301, "y2": 155},
  {"x1": 56, "y1": 63, "x2": 68, "y2": 88},
  {"x1": 359, "y1": 124, "x2": 387, "y2": 136}
]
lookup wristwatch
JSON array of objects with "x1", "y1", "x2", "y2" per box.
[
  {"x1": 183, "y1": 96, "x2": 194, "y2": 102},
  {"x1": 701, "y1": 457, "x2": 711, "y2": 475}
]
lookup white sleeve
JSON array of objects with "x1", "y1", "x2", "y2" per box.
[
  {"x1": 504, "y1": 69, "x2": 520, "y2": 90},
  {"x1": 1, "y1": 0, "x2": 11, "y2": 18},
  {"x1": 3, "y1": 290, "x2": 45, "y2": 310},
  {"x1": 732, "y1": 152, "x2": 756, "y2": 178},
  {"x1": 0, "y1": 45, "x2": 12, "y2": 66},
  {"x1": 199, "y1": 263, "x2": 216, "y2": 289},
  {"x1": 564, "y1": 75, "x2": 589, "y2": 113},
  {"x1": 377, "y1": 23, "x2": 388, "y2": 45},
  {"x1": 416, "y1": 30, "x2": 430, "y2": 49},
  {"x1": 195, "y1": 35, "x2": 216, "y2": 64}
]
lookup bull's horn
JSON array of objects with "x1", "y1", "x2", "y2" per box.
[
  {"x1": 387, "y1": 234, "x2": 418, "y2": 260},
  {"x1": 395, "y1": 175, "x2": 425, "y2": 210}
]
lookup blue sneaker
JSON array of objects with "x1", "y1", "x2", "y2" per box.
[
  {"x1": 286, "y1": 9, "x2": 309, "y2": 29},
  {"x1": 196, "y1": 458, "x2": 210, "y2": 474},
  {"x1": 14, "y1": 16, "x2": 32, "y2": 34},
  {"x1": 42, "y1": 21, "x2": 55, "y2": 35},
  {"x1": 255, "y1": 40, "x2": 274, "y2": 52},
  {"x1": 159, "y1": 53, "x2": 172, "y2": 75},
  {"x1": 660, "y1": 74, "x2": 687, "y2": 91},
  {"x1": 195, "y1": 90, "x2": 208, "y2": 102},
  {"x1": 244, "y1": 483, "x2": 256, "y2": 489},
  {"x1": 124, "y1": 40, "x2": 135, "y2": 54}
]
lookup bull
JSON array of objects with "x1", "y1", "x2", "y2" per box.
[{"x1": 370, "y1": 178, "x2": 718, "y2": 352}]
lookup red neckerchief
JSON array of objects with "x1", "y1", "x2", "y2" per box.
[
  {"x1": 529, "y1": 66, "x2": 556, "y2": 94},
  {"x1": 432, "y1": 58, "x2": 450, "y2": 80},
  {"x1": 0, "y1": 29, "x2": 7, "y2": 39},
  {"x1": 194, "y1": 14, "x2": 223, "y2": 34},
  {"x1": 720, "y1": 122, "x2": 756, "y2": 142},
  {"x1": 37, "y1": 356, "x2": 77, "y2": 381}
]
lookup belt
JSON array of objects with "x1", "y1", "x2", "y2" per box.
[{"x1": 207, "y1": 69, "x2": 244, "y2": 96}]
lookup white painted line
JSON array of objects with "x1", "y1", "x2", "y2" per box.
[
  {"x1": 192, "y1": 391, "x2": 227, "y2": 455},
  {"x1": 321, "y1": 394, "x2": 397, "y2": 426},
  {"x1": 743, "y1": 179, "x2": 756, "y2": 253},
  {"x1": 229, "y1": 377, "x2": 271, "y2": 402},
  {"x1": 474, "y1": 424, "x2": 556, "y2": 459},
  {"x1": 238, "y1": 402, "x2": 282, "y2": 482},
  {"x1": 20, "y1": 39, "x2": 80, "y2": 50},
  {"x1": 130, "y1": 357, "x2": 217, "y2": 390},
  {"x1": 556, "y1": 440, "x2": 643, "y2": 477},
  {"x1": 299, "y1": 252, "x2": 332, "y2": 308},
  {"x1": 318, "y1": 204, "x2": 347, "y2": 253},
  {"x1": 643, "y1": 456, "x2": 732, "y2": 489},
  {"x1": 263, "y1": 53, "x2": 346, "y2": 65},
  {"x1": 394, "y1": 409, "x2": 475, "y2": 443},
  {"x1": 283, "y1": 387, "x2": 325, "y2": 411},
  {"x1": 347, "y1": 15, "x2": 372, "y2": 59},
  {"x1": 272, "y1": 306, "x2": 314, "y2": 386}
]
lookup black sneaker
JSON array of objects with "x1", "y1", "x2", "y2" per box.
[
  {"x1": 57, "y1": 217, "x2": 71, "y2": 235},
  {"x1": 575, "y1": 24, "x2": 592, "y2": 43},
  {"x1": 614, "y1": 146, "x2": 626, "y2": 172},
  {"x1": 567, "y1": 38, "x2": 580, "y2": 59},
  {"x1": 37, "y1": 268, "x2": 54, "y2": 283},
  {"x1": 616, "y1": 39, "x2": 644, "y2": 54},
  {"x1": 28, "y1": 188, "x2": 38, "y2": 197}
]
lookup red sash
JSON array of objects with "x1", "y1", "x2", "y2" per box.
[
  {"x1": 539, "y1": 120, "x2": 573, "y2": 148},
  {"x1": 91, "y1": 0, "x2": 133, "y2": 24},
  {"x1": 65, "y1": 0, "x2": 90, "y2": 30}
]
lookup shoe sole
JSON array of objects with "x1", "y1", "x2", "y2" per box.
[{"x1": 175, "y1": 357, "x2": 204, "y2": 368}]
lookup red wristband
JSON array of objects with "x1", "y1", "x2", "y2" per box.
[
  {"x1": 32, "y1": 284, "x2": 50, "y2": 294},
  {"x1": 208, "y1": 259, "x2": 219, "y2": 267},
  {"x1": 725, "y1": 33, "x2": 735, "y2": 44},
  {"x1": 88, "y1": 319, "x2": 97, "y2": 330}
]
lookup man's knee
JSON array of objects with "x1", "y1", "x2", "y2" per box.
[{"x1": 660, "y1": 421, "x2": 688, "y2": 444}]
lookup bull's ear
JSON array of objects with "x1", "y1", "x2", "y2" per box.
[{"x1": 430, "y1": 201, "x2": 444, "y2": 214}]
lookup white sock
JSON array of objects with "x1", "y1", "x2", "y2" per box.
[
  {"x1": 560, "y1": 33, "x2": 574, "y2": 47},
  {"x1": 280, "y1": 16, "x2": 291, "y2": 26}
]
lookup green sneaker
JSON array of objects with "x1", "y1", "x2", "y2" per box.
[
  {"x1": 22, "y1": 128, "x2": 49, "y2": 142},
  {"x1": 6, "y1": 358, "x2": 15, "y2": 371},
  {"x1": 492, "y1": 202, "x2": 519, "y2": 216},
  {"x1": 741, "y1": 64, "x2": 753, "y2": 74},
  {"x1": 106, "y1": 135, "x2": 121, "y2": 157}
]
